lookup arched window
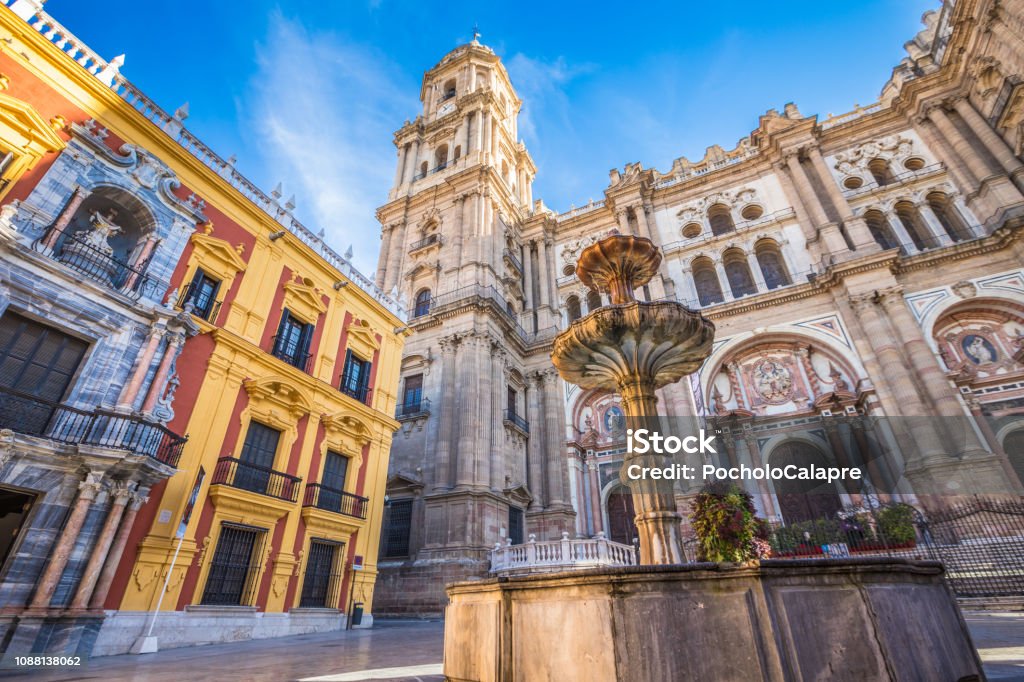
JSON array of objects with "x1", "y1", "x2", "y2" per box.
[
  {"x1": 419, "y1": 161, "x2": 428, "y2": 178},
  {"x1": 414, "y1": 289, "x2": 431, "y2": 317},
  {"x1": 566, "y1": 295, "x2": 582, "y2": 322},
  {"x1": 707, "y1": 204, "x2": 735, "y2": 236},
  {"x1": 453, "y1": 145, "x2": 462, "y2": 161},
  {"x1": 723, "y1": 249, "x2": 757, "y2": 298},
  {"x1": 691, "y1": 257, "x2": 724, "y2": 306},
  {"x1": 868, "y1": 158, "x2": 894, "y2": 186},
  {"x1": 894, "y1": 201, "x2": 932, "y2": 251},
  {"x1": 926, "y1": 191, "x2": 972, "y2": 242},
  {"x1": 441, "y1": 78, "x2": 456, "y2": 101},
  {"x1": 755, "y1": 241, "x2": 791, "y2": 289},
  {"x1": 434, "y1": 145, "x2": 448, "y2": 169},
  {"x1": 586, "y1": 290, "x2": 602, "y2": 312},
  {"x1": 1003, "y1": 429, "x2": 1024, "y2": 489},
  {"x1": 864, "y1": 209, "x2": 899, "y2": 250}
]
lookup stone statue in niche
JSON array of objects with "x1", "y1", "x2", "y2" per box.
[{"x1": 81, "y1": 209, "x2": 122, "y2": 253}]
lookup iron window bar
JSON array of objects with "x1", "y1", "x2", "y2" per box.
[
  {"x1": 201, "y1": 523, "x2": 268, "y2": 606},
  {"x1": 396, "y1": 397, "x2": 431, "y2": 419},
  {"x1": 503, "y1": 409, "x2": 529, "y2": 434},
  {"x1": 176, "y1": 281, "x2": 222, "y2": 323},
  {"x1": 270, "y1": 335, "x2": 313, "y2": 373},
  {"x1": 303, "y1": 484, "x2": 369, "y2": 519},
  {"x1": 211, "y1": 456, "x2": 302, "y2": 502}
]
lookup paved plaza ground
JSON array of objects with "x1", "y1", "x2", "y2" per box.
[{"x1": 0, "y1": 611, "x2": 1020, "y2": 681}]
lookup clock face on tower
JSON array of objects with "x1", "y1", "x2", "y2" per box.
[{"x1": 438, "y1": 101, "x2": 456, "y2": 117}]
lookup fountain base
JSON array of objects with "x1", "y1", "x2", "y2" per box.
[{"x1": 444, "y1": 559, "x2": 982, "y2": 681}]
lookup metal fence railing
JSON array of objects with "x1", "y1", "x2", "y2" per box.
[
  {"x1": 211, "y1": 456, "x2": 301, "y2": 502},
  {"x1": 303, "y1": 483, "x2": 368, "y2": 519}
]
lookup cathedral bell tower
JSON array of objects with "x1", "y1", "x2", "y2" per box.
[{"x1": 373, "y1": 35, "x2": 575, "y2": 615}]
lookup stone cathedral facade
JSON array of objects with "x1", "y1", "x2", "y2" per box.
[{"x1": 375, "y1": 0, "x2": 1024, "y2": 614}]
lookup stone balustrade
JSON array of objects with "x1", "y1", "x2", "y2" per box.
[{"x1": 490, "y1": 532, "x2": 636, "y2": 576}]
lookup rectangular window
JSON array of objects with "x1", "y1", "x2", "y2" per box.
[
  {"x1": 181, "y1": 268, "x2": 221, "y2": 321},
  {"x1": 201, "y1": 523, "x2": 267, "y2": 606},
  {"x1": 272, "y1": 309, "x2": 313, "y2": 371},
  {"x1": 507, "y1": 387, "x2": 517, "y2": 416},
  {"x1": 381, "y1": 499, "x2": 413, "y2": 558},
  {"x1": 339, "y1": 350, "x2": 371, "y2": 403},
  {"x1": 300, "y1": 539, "x2": 344, "y2": 608},
  {"x1": 322, "y1": 450, "x2": 349, "y2": 491},
  {"x1": 236, "y1": 422, "x2": 280, "y2": 495},
  {"x1": 0, "y1": 312, "x2": 88, "y2": 434},
  {"x1": 402, "y1": 374, "x2": 423, "y2": 412},
  {"x1": 508, "y1": 506, "x2": 525, "y2": 546}
]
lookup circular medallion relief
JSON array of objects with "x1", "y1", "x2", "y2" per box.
[{"x1": 753, "y1": 360, "x2": 794, "y2": 404}]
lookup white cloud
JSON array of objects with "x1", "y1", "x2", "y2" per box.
[{"x1": 244, "y1": 13, "x2": 417, "y2": 276}]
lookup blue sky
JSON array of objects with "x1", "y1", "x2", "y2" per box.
[{"x1": 47, "y1": 0, "x2": 936, "y2": 275}]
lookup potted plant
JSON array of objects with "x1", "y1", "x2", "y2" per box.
[{"x1": 690, "y1": 481, "x2": 772, "y2": 566}]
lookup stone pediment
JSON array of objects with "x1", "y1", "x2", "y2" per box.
[
  {"x1": 0, "y1": 92, "x2": 65, "y2": 153},
  {"x1": 243, "y1": 376, "x2": 312, "y2": 418},
  {"x1": 346, "y1": 319, "x2": 380, "y2": 357},
  {"x1": 190, "y1": 224, "x2": 247, "y2": 279},
  {"x1": 503, "y1": 483, "x2": 533, "y2": 507},
  {"x1": 283, "y1": 278, "x2": 328, "y2": 322},
  {"x1": 386, "y1": 472, "x2": 424, "y2": 496},
  {"x1": 322, "y1": 411, "x2": 373, "y2": 446}
]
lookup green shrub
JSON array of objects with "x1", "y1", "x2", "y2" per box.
[
  {"x1": 690, "y1": 482, "x2": 771, "y2": 563},
  {"x1": 875, "y1": 503, "x2": 917, "y2": 545}
]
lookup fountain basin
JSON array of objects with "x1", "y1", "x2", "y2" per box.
[
  {"x1": 551, "y1": 301, "x2": 715, "y2": 392},
  {"x1": 443, "y1": 559, "x2": 982, "y2": 681}
]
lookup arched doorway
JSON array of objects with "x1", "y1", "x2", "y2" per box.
[
  {"x1": 1004, "y1": 429, "x2": 1024, "y2": 489},
  {"x1": 606, "y1": 486, "x2": 637, "y2": 545},
  {"x1": 770, "y1": 441, "x2": 843, "y2": 524}
]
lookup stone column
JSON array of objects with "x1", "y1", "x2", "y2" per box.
[
  {"x1": 849, "y1": 417, "x2": 895, "y2": 497},
  {"x1": 451, "y1": 195, "x2": 466, "y2": 270},
  {"x1": 746, "y1": 251, "x2": 767, "y2": 292},
  {"x1": 807, "y1": 145, "x2": 877, "y2": 251},
  {"x1": 118, "y1": 326, "x2": 164, "y2": 409},
  {"x1": 822, "y1": 419, "x2": 861, "y2": 498},
  {"x1": 784, "y1": 151, "x2": 848, "y2": 255},
  {"x1": 773, "y1": 162, "x2": 819, "y2": 243},
  {"x1": 525, "y1": 377, "x2": 545, "y2": 507},
  {"x1": 490, "y1": 345, "x2": 504, "y2": 491},
  {"x1": 914, "y1": 114, "x2": 978, "y2": 192},
  {"x1": 916, "y1": 201, "x2": 954, "y2": 246},
  {"x1": 375, "y1": 224, "x2": 392, "y2": 288},
  {"x1": 952, "y1": 96, "x2": 1024, "y2": 181},
  {"x1": 543, "y1": 237, "x2": 558, "y2": 309},
  {"x1": 588, "y1": 460, "x2": 603, "y2": 535},
  {"x1": 29, "y1": 476, "x2": 103, "y2": 610},
  {"x1": 714, "y1": 258, "x2": 734, "y2": 301},
  {"x1": 523, "y1": 241, "x2": 534, "y2": 312},
  {"x1": 455, "y1": 335, "x2": 480, "y2": 488},
  {"x1": 384, "y1": 220, "x2": 407, "y2": 291},
  {"x1": 536, "y1": 239, "x2": 551, "y2": 309},
  {"x1": 926, "y1": 105, "x2": 997, "y2": 185},
  {"x1": 404, "y1": 140, "x2": 420, "y2": 185},
  {"x1": 42, "y1": 186, "x2": 89, "y2": 251},
  {"x1": 885, "y1": 211, "x2": 917, "y2": 252},
  {"x1": 741, "y1": 427, "x2": 780, "y2": 521},
  {"x1": 70, "y1": 484, "x2": 134, "y2": 610},
  {"x1": 474, "y1": 337, "x2": 493, "y2": 490},
  {"x1": 123, "y1": 235, "x2": 159, "y2": 291},
  {"x1": 89, "y1": 489, "x2": 149, "y2": 610},
  {"x1": 542, "y1": 370, "x2": 568, "y2": 507},
  {"x1": 434, "y1": 336, "x2": 458, "y2": 490},
  {"x1": 392, "y1": 145, "x2": 406, "y2": 188},
  {"x1": 142, "y1": 332, "x2": 184, "y2": 413}
]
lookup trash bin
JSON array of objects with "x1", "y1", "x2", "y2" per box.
[{"x1": 351, "y1": 602, "x2": 363, "y2": 626}]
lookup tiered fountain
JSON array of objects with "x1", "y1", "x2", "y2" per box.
[{"x1": 443, "y1": 233, "x2": 984, "y2": 681}]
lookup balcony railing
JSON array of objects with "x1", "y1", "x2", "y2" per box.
[
  {"x1": 270, "y1": 336, "x2": 313, "y2": 373},
  {"x1": 211, "y1": 456, "x2": 301, "y2": 502},
  {"x1": 396, "y1": 397, "x2": 431, "y2": 419},
  {"x1": 412, "y1": 160, "x2": 451, "y2": 181},
  {"x1": 504, "y1": 248, "x2": 523, "y2": 275},
  {"x1": 504, "y1": 409, "x2": 529, "y2": 434},
  {"x1": 303, "y1": 484, "x2": 368, "y2": 519},
  {"x1": 175, "y1": 284, "x2": 221, "y2": 323},
  {"x1": 339, "y1": 384, "x2": 372, "y2": 406},
  {"x1": 0, "y1": 385, "x2": 186, "y2": 467},
  {"x1": 409, "y1": 234, "x2": 442, "y2": 252},
  {"x1": 490, "y1": 532, "x2": 636, "y2": 576},
  {"x1": 33, "y1": 226, "x2": 166, "y2": 301}
]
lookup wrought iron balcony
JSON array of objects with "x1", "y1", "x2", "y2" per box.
[
  {"x1": 339, "y1": 384, "x2": 372, "y2": 406},
  {"x1": 211, "y1": 456, "x2": 302, "y2": 502},
  {"x1": 504, "y1": 409, "x2": 529, "y2": 434},
  {"x1": 0, "y1": 385, "x2": 186, "y2": 467},
  {"x1": 303, "y1": 483, "x2": 368, "y2": 519},
  {"x1": 396, "y1": 397, "x2": 431, "y2": 420},
  {"x1": 33, "y1": 226, "x2": 165, "y2": 301},
  {"x1": 503, "y1": 248, "x2": 523, "y2": 275},
  {"x1": 175, "y1": 284, "x2": 221, "y2": 323},
  {"x1": 408, "y1": 234, "x2": 442, "y2": 253},
  {"x1": 412, "y1": 161, "x2": 451, "y2": 181},
  {"x1": 270, "y1": 336, "x2": 313, "y2": 373}
]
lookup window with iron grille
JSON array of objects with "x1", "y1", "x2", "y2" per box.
[
  {"x1": 300, "y1": 539, "x2": 344, "y2": 608},
  {"x1": 402, "y1": 374, "x2": 423, "y2": 412},
  {"x1": 381, "y1": 499, "x2": 413, "y2": 558},
  {"x1": 272, "y1": 309, "x2": 314, "y2": 370},
  {"x1": 201, "y1": 523, "x2": 267, "y2": 606},
  {"x1": 0, "y1": 312, "x2": 89, "y2": 433},
  {"x1": 508, "y1": 506, "x2": 525, "y2": 545},
  {"x1": 182, "y1": 268, "x2": 221, "y2": 320},
  {"x1": 316, "y1": 451, "x2": 350, "y2": 511}
]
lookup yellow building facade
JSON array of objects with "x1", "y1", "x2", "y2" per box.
[{"x1": 0, "y1": 1, "x2": 405, "y2": 655}]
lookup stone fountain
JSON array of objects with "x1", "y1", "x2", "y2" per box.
[
  {"x1": 550, "y1": 232, "x2": 713, "y2": 564},
  {"x1": 443, "y1": 234, "x2": 984, "y2": 681}
]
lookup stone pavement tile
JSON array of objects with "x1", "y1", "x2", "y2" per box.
[
  {"x1": 963, "y1": 610, "x2": 1024, "y2": 681},
  {"x1": 0, "y1": 619, "x2": 444, "y2": 682}
]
